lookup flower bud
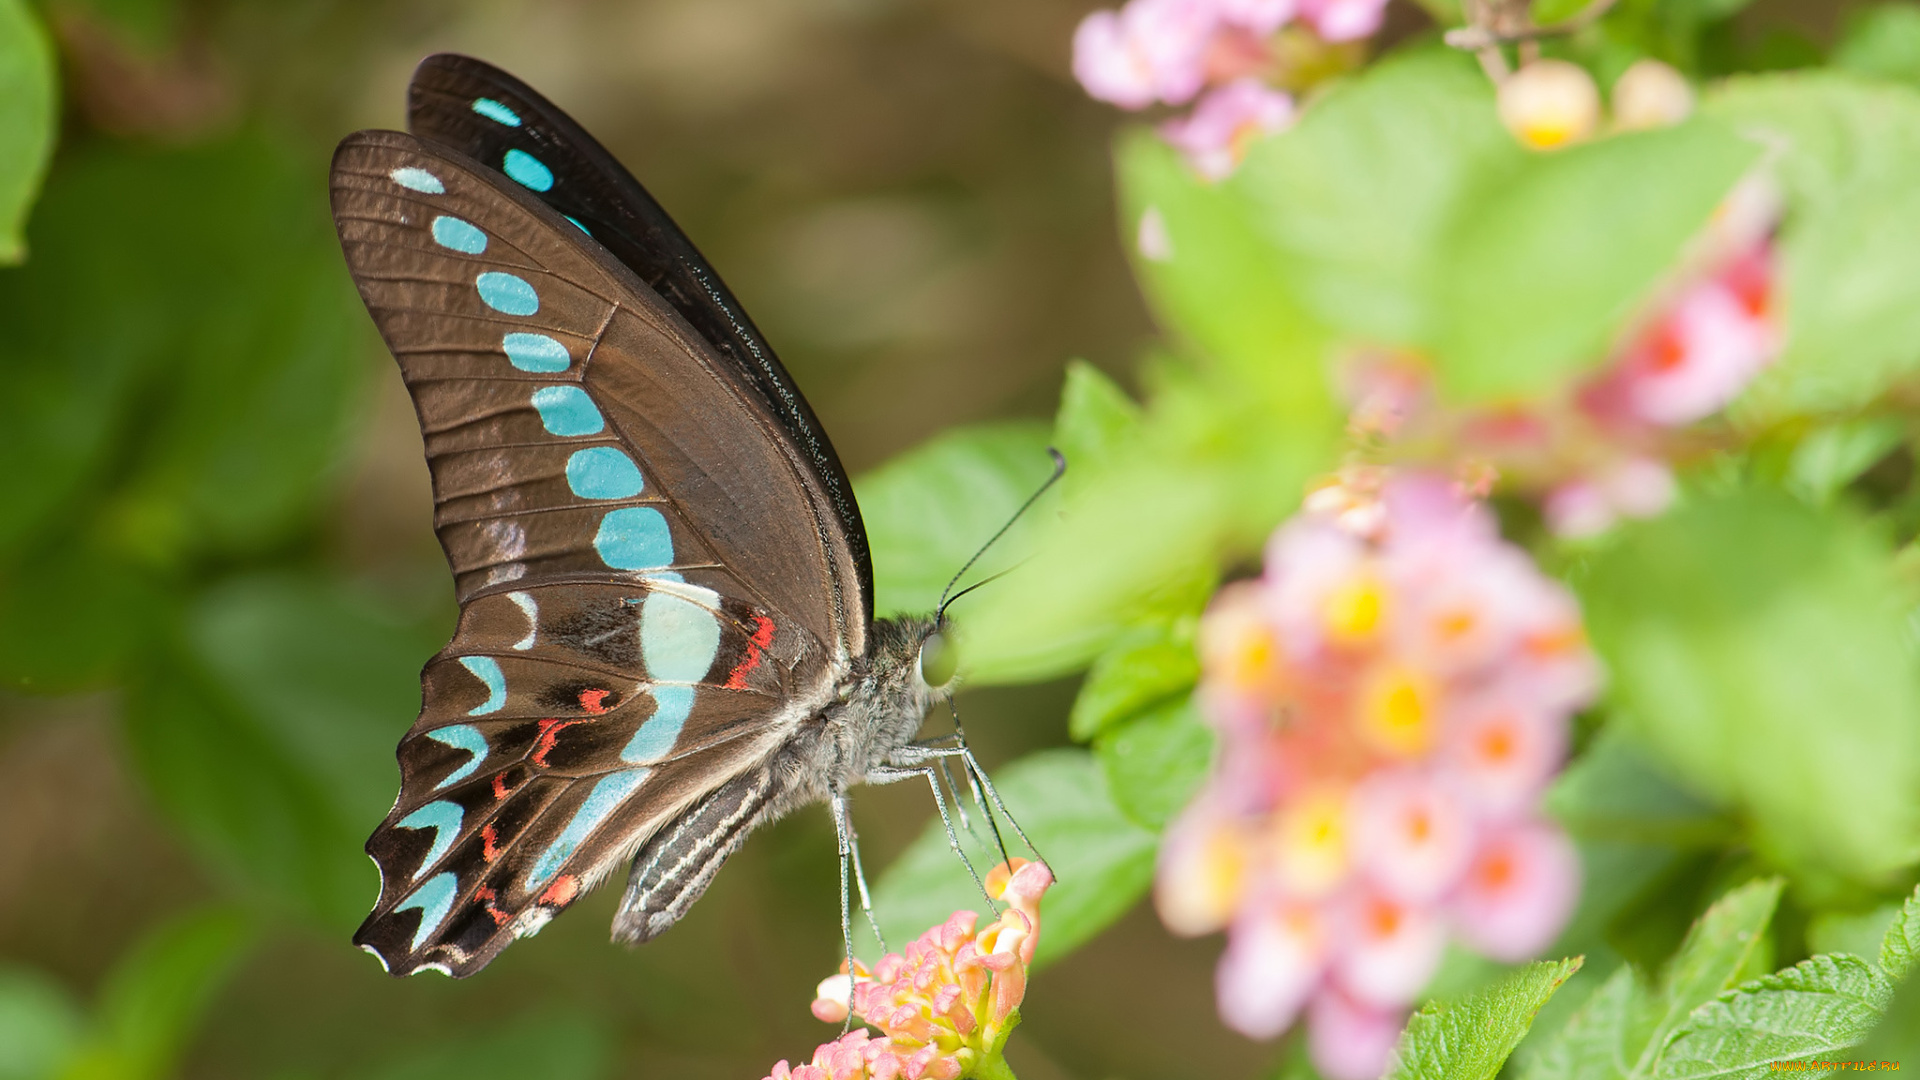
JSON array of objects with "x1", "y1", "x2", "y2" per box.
[
  {"x1": 1611, "y1": 59, "x2": 1693, "y2": 131},
  {"x1": 1498, "y1": 60, "x2": 1601, "y2": 150}
]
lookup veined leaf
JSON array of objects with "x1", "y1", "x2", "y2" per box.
[
  {"x1": 1387, "y1": 957, "x2": 1584, "y2": 1080},
  {"x1": 1650, "y1": 954, "x2": 1893, "y2": 1079}
]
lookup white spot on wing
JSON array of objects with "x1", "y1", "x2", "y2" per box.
[{"x1": 509, "y1": 591, "x2": 538, "y2": 650}]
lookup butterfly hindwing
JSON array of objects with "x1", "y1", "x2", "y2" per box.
[
  {"x1": 403, "y1": 53, "x2": 874, "y2": 633},
  {"x1": 332, "y1": 131, "x2": 852, "y2": 976}
]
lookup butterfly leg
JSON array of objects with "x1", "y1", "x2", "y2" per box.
[
  {"x1": 838, "y1": 797, "x2": 888, "y2": 953},
  {"x1": 867, "y1": 762, "x2": 996, "y2": 910},
  {"x1": 829, "y1": 790, "x2": 858, "y2": 1034}
]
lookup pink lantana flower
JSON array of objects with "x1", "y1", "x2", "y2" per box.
[
  {"x1": 768, "y1": 860, "x2": 1053, "y2": 1080},
  {"x1": 1159, "y1": 473, "x2": 1596, "y2": 1080},
  {"x1": 1161, "y1": 78, "x2": 1295, "y2": 180},
  {"x1": 1298, "y1": 0, "x2": 1388, "y2": 41}
]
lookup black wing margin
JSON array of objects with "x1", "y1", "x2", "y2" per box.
[{"x1": 404, "y1": 52, "x2": 874, "y2": 630}]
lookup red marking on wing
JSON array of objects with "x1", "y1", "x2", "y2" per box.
[
  {"x1": 481, "y1": 824, "x2": 501, "y2": 862},
  {"x1": 578, "y1": 688, "x2": 610, "y2": 714},
  {"x1": 531, "y1": 717, "x2": 591, "y2": 767},
  {"x1": 723, "y1": 615, "x2": 777, "y2": 690},
  {"x1": 474, "y1": 885, "x2": 511, "y2": 926},
  {"x1": 539, "y1": 874, "x2": 579, "y2": 906},
  {"x1": 492, "y1": 772, "x2": 512, "y2": 801}
]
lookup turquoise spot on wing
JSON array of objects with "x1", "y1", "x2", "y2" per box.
[
  {"x1": 530, "y1": 768, "x2": 651, "y2": 885},
  {"x1": 398, "y1": 801, "x2": 465, "y2": 881},
  {"x1": 565, "y1": 215, "x2": 591, "y2": 235},
  {"x1": 390, "y1": 167, "x2": 444, "y2": 193},
  {"x1": 476, "y1": 271, "x2": 539, "y2": 315},
  {"x1": 566, "y1": 447, "x2": 644, "y2": 500},
  {"x1": 641, "y1": 590, "x2": 720, "y2": 683},
  {"x1": 472, "y1": 97, "x2": 522, "y2": 126},
  {"x1": 530, "y1": 385, "x2": 604, "y2": 436},
  {"x1": 621, "y1": 685, "x2": 694, "y2": 763},
  {"x1": 502, "y1": 332, "x2": 569, "y2": 373},
  {"x1": 394, "y1": 872, "x2": 459, "y2": 950},
  {"x1": 431, "y1": 215, "x2": 487, "y2": 254},
  {"x1": 594, "y1": 508, "x2": 673, "y2": 571},
  {"x1": 425, "y1": 725, "x2": 488, "y2": 790},
  {"x1": 502, "y1": 149, "x2": 554, "y2": 192},
  {"x1": 459, "y1": 656, "x2": 507, "y2": 716}
]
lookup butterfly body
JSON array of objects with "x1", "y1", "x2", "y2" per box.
[{"x1": 333, "y1": 58, "x2": 954, "y2": 978}]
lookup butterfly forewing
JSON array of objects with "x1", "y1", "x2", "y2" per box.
[
  {"x1": 402, "y1": 53, "x2": 874, "y2": 633},
  {"x1": 332, "y1": 131, "x2": 850, "y2": 976}
]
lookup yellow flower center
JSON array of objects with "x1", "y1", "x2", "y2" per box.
[
  {"x1": 1360, "y1": 665, "x2": 1437, "y2": 758},
  {"x1": 1324, "y1": 573, "x2": 1386, "y2": 644}
]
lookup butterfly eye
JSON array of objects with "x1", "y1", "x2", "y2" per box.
[{"x1": 917, "y1": 631, "x2": 958, "y2": 688}]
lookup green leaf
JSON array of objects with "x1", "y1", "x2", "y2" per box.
[
  {"x1": 1067, "y1": 617, "x2": 1201, "y2": 741},
  {"x1": 1518, "y1": 965, "x2": 1645, "y2": 1080},
  {"x1": 1834, "y1": 4, "x2": 1920, "y2": 90},
  {"x1": 1877, "y1": 883, "x2": 1920, "y2": 977},
  {"x1": 867, "y1": 748, "x2": 1158, "y2": 970},
  {"x1": 1435, "y1": 120, "x2": 1758, "y2": 401},
  {"x1": 1387, "y1": 957, "x2": 1584, "y2": 1080},
  {"x1": 1806, "y1": 903, "x2": 1904, "y2": 964},
  {"x1": 0, "y1": 966, "x2": 82, "y2": 1080},
  {"x1": 1708, "y1": 75, "x2": 1920, "y2": 419},
  {"x1": 1115, "y1": 127, "x2": 1325, "y2": 387},
  {"x1": 854, "y1": 421, "x2": 1056, "y2": 624},
  {"x1": 1095, "y1": 696, "x2": 1215, "y2": 830},
  {"x1": 1519, "y1": 880, "x2": 1782, "y2": 1080},
  {"x1": 0, "y1": 0, "x2": 55, "y2": 265},
  {"x1": 1856, "y1": 966, "x2": 1920, "y2": 1061},
  {"x1": 121, "y1": 655, "x2": 373, "y2": 927},
  {"x1": 1579, "y1": 487, "x2": 1920, "y2": 888},
  {"x1": 1786, "y1": 418, "x2": 1907, "y2": 506},
  {"x1": 1052, "y1": 361, "x2": 1141, "y2": 488},
  {"x1": 0, "y1": 536, "x2": 171, "y2": 693},
  {"x1": 1650, "y1": 954, "x2": 1894, "y2": 1078},
  {"x1": 1548, "y1": 729, "x2": 1733, "y2": 849},
  {"x1": 0, "y1": 135, "x2": 367, "y2": 561},
  {"x1": 1234, "y1": 49, "x2": 1522, "y2": 347},
  {"x1": 187, "y1": 573, "x2": 449, "y2": 829},
  {"x1": 62, "y1": 907, "x2": 252, "y2": 1080}
]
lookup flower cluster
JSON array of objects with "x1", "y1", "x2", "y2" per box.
[
  {"x1": 1157, "y1": 472, "x2": 1598, "y2": 1079},
  {"x1": 765, "y1": 860, "x2": 1053, "y2": 1080},
  {"x1": 1343, "y1": 176, "x2": 1780, "y2": 538},
  {"x1": 1072, "y1": 0, "x2": 1388, "y2": 178}
]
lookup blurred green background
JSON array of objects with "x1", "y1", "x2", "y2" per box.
[{"x1": 0, "y1": 0, "x2": 1891, "y2": 1077}]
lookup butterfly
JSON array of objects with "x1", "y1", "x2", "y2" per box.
[{"x1": 333, "y1": 53, "x2": 1013, "y2": 977}]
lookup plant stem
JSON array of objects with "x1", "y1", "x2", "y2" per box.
[{"x1": 972, "y1": 1058, "x2": 1020, "y2": 1080}]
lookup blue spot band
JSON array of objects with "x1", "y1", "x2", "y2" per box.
[
  {"x1": 503, "y1": 149, "x2": 554, "y2": 192},
  {"x1": 395, "y1": 872, "x2": 459, "y2": 950},
  {"x1": 503, "y1": 332, "x2": 569, "y2": 373},
  {"x1": 390, "y1": 167, "x2": 444, "y2": 194},
  {"x1": 595, "y1": 508, "x2": 674, "y2": 571},
  {"x1": 472, "y1": 98, "x2": 522, "y2": 126},
  {"x1": 530, "y1": 768, "x2": 651, "y2": 885},
  {"x1": 641, "y1": 590, "x2": 720, "y2": 683},
  {"x1": 398, "y1": 801, "x2": 465, "y2": 882},
  {"x1": 530, "y1": 385, "x2": 604, "y2": 436},
  {"x1": 621, "y1": 685, "x2": 694, "y2": 763},
  {"x1": 425, "y1": 725, "x2": 488, "y2": 790},
  {"x1": 459, "y1": 656, "x2": 507, "y2": 715},
  {"x1": 431, "y1": 215, "x2": 488, "y2": 254},
  {"x1": 566, "y1": 447, "x2": 645, "y2": 500},
  {"x1": 476, "y1": 271, "x2": 539, "y2": 316}
]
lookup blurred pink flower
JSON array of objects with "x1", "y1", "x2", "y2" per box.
[
  {"x1": 1298, "y1": 0, "x2": 1389, "y2": 41},
  {"x1": 1159, "y1": 472, "x2": 1594, "y2": 1079},
  {"x1": 1591, "y1": 244, "x2": 1779, "y2": 427},
  {"x1": 775, "y1": 860, "x2": 1053, "y2": 1080},
  {"x1": 1161, "y1": 78, "x2": 1296, "y2": 180},
  {"x1": 1072, "y1": 0, "x2": 1219, "y2": 108}
]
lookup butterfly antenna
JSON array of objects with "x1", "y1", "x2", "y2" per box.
[{"x1": 935, "y1": 448, "x2": 1067, "y2": 622}]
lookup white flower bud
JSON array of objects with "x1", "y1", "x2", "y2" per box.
[
  {"x1": 1611, "y1": 60, "x2": 1693, "y2": 131},
  {"x1": 1497, "y1": 60, "x2": 1601, "y2": 150}
]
